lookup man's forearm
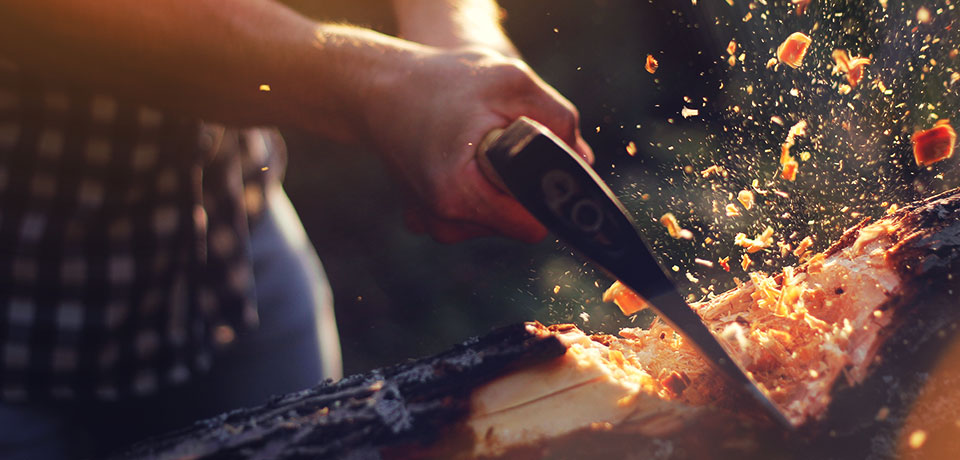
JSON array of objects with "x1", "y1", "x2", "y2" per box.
[
  {"x1": 0, "y1": 0, "x2": 429, "y2": 142},
  {"x1": 391, "y1": 0, "x2": 518, "y2": 57}
]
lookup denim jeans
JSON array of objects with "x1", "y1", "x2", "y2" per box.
[{"x1": 0, "y1": 185, "x2": 342, "y2": 459}]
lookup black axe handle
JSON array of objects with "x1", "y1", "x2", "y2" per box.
[{"x1": 475, "y1": 116, "x2": 793, "y2": 429}]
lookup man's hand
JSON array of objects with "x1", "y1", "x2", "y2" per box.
[
  {"x1": 381, "y1": 0, "x2": 592, "y2": 243},
  {"x1": 363, "y1": 47, "x2": 593, "y2": 244}
]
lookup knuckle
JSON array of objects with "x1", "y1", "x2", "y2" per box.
[
  {"x1": 455, "y1": 45, "x2": 498, "y2": 61},
  {"x1": 567, "y1": 104, "x2": 581, "y2": 123},
  {"x1": 491, "y1": 60, "x2": 534, "y2": 86},
  {"x1": 504, "y1": 57, "x2": 532, "y2": 73},
  {"x1": 558, "y1": 108, "x2": 579, "y2": 135}
]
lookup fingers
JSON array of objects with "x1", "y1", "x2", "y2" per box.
[
  {"x1": 394, "y1": 51, "x2": 590, "y2": 246},
  {"x1": 402, "y1": 160, "x2": 549, "y2": 244},
  {"x1": 498, "y1": 70, "x2": 594, "y2": 164},
  {"x1": 458, "y1": 159, "x2": 548, "y2": 243},
  {"x1": 574, "y1": 136, "x2": 595, "y2": 165}
]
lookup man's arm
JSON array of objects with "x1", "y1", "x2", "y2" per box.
[
  {"x1": 0, "y1": 0, "x2": 592, "y2": 243},
  {"x1": 0, "y1": 0, "x2": 408, "y2": 144},
  {"x1": 391, "y1": 0, "x2": 519, "y2": 57}
]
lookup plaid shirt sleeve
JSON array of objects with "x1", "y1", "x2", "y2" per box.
[{"x1": 0, "y1": 58, "x2": 268, "y2": 402}]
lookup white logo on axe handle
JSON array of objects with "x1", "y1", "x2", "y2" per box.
[{"x1": 542, "y1": 169, "x2": 604, "y2": 233}]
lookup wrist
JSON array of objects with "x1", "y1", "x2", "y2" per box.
[
  {"x1": 288, "y1": 24, "x2": 432, "y2": 144},
  {"x1": 392, "y1": 0, "x2": 519, "y2": 58},
  {"x1": 341, "y1": 31, "x2": 440, "y2": 149}
]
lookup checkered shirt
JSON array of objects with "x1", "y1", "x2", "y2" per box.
[{"x1": 0, "y1": 59, "x2": 276, "y2": 401}]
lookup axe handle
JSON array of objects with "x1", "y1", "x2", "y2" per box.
[
  {"x1": 473, "y1": 116, "x2": 654, "y2": 286},
  {"x1": 472, "y1": 117, "x2": 794, "y2": 428},
  {"x1": 476, "y1": 127, "x2": 508, "y2": 193}
]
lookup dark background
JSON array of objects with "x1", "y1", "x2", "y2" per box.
[{"x1": 280, "y1": 0, "x2": 959, "y2": 376}]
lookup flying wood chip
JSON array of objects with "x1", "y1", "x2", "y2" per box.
[
  {"x1": 718, "y1": 256, "x2": 731, "y2": 272},
  {"x1": 735, "y1": 226, "x2": 774, "y2": 253},
  {"x1": 739, "y1": 253, "x2": 752, "y2": 270},
  {"x1": 725, "y1": 203, "x2": 741, "y2": 217},
  {"x1": 737, "y1": 190, "x2": 755, "y2": 210},
  {"x1": 645, "y1": 54, "x2": 659, "y2": 74},
  {"x1": 602, "y1": 280, "x2": 651, "y2": 316},
  {"x1": 777, "y1": 32, "x2": 812, "y2": 68},
  {"x1": 780, "y1": 120, "x2": 807, "y2": 180},
  {"x1": 660, "y1": 213, "x2": 693, "y2": 239},
  {"x1": 912, "y1": 120, "x2": 956, "y2": 166},
  {"x1": 781, "y1": 158, "x2": 799, "y2": 181},
  {"x1": 793, "y1": 236, "x2": 814, "y2": 257},
  {"x1": 832, "y1": 49, "x2": 871, "y2": 87}
]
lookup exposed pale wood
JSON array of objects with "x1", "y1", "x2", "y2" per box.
[
  {"x1": 472, "y1": 187, "x2": 960, "y2": 459},
  {"x1": 114, "y1": 188, "x2": 960, "y2": 460},
  {"x1": 111, "y1": 323, "x2": 566, "y2": 460}
]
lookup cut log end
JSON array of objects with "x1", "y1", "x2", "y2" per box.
[
  {"x1": 467, "y1": 187, "x2": 960, "y2": 458},
  {"x1": 113, "y1": 188, "x2": 960, "y2": 460}
]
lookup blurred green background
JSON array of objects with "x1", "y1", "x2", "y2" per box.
[{"x1": 280, "y1": 0, "x2": 959, "y2": 376}]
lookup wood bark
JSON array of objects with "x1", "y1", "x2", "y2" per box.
[
  {"x1": 111, "y1": 323, "x2": 566, "y2": 460},
  {"x1": 113, "y1": 187, "x2": 960, "y2": 460}
]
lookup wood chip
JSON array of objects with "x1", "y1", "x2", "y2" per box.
[
  {"x1": 735, "y1": 226, "x2": 774, "y2": 253},
  {"x1": 912, "y1": 120, "x2": 955, "y2": 166},
  {"x1": 794, "y1": 236, "x2": 814, "y2": 257},
  {"x1": 832, "y1": 49, "x2": 871, "y2": 87},
  {"x1": 602, "y1": 280, "x2": 650, "y2": 316},
  {"x1": 719, "y1": 256, "x2": 731, "y2": 272},
  {"x1": 737, "y1": 190, "x2": 755, "y2": 210},
  {"x1": 660, "y1": 213, "x2": 693, "y2": 239},
  {"x1": 740, "y1": 253, "x2": 753, "y2": 271},
  {"x1": 777, "y1": 32, "x2": 812, "y2": 68},
  {"x1": 645, "y1": 54, "x2": 659, "y2": 74}
]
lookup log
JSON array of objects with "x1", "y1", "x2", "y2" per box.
[
  {"x1": 114, "y1": 188, "x2": 960, "y2": 460},
  {"x1": 112, "y1": 323, "x2": 568, "y2": 460}
]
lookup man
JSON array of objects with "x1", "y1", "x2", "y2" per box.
[{"x1": 0, "y1": 0, "x2": 593, "y2": 458}]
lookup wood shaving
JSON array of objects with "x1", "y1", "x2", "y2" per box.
[
  {"x1": 735, "y1": 226, "x2": 775, "y2": 253},
  {"x1": 912, "y1": 119, "x2": 955, "y2": 166},
  {"x1": 660, "y1": 213, "x2": 694, "y2": 240},
  {"x1": 740, "y1": 253, "x2": 753, "y2": 271},
  {"x1": 737, "y1": 190, "x2": 755, "y2": 210},
  {"x1": 645, "y1": 54, "x2": 659, "y2": 74},
  {"x1": 701, "y1": 165, "x2": 727, "y2": 178},
  {"x1": 602, "y1": 280, "x2": 651, "y2": 316},
  {"x1": 726, "y1": 204, "x2": 741, "y2": 217},
  {"x1": 780, "y1": 120, "x2": 807, "y2": 181},
  {"x1": 832, "y1": 49, "x2": 871, "y2": 87},
  {"x1": 777, "y1": 32, "x2": 812, "y2": 68},
  {"x1": 719, "y1": 256, "x2": 731, "y2": 272},
  {"x1": 793, "y1": 236, "x2": 814, "y2": 257}
]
